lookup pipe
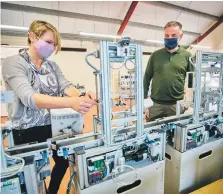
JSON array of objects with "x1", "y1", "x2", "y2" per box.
[
  {"x1": 117, "y1": 1, "x2": 138, "y2": 35},
  {"x1": 93, "y1": 116, "x2": 99, "y2": 134},
  {"x1": 94, "y1": 71, "x2": 100, "y2": 117},
  {"x1": 85, "y1": 52, "x2": 100, "y2": 72}
]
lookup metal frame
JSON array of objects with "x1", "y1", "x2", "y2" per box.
[
  {"x1": 193, "y1": 50, "x2": 202, "y2": 123},
  {"x1": 174, "y1": 123, "x2": 204, "y2": 153},
  {"x1": 99, "y1": 41, "x2": 112, "y2": 145},
  {"x1": 171, "y1": 51, "x2": 223, "y2": 153},
  {"x1": 61, "y1": 39, "x2": 166, "y2": 193},
  {"x1": 52, "y1": 111, "x2": 218, "y2": 158},
  {"x1": 193, "y1": 51, "x2": 223, "y2": 122},
  {"x1": 97, "y1": 41, "x2": 144, "y2": 146}
]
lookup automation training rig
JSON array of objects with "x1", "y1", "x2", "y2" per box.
[{"x1": 1, "y1": 40, "x2": 222, "y2": 194}]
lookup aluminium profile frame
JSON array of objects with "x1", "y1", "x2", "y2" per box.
[
  {"x1": 193, "y1": 51, "x2": 223, "y2": 123},
  {"x1": 99, "y1": 41, "x2": 144, "y2": 146}
]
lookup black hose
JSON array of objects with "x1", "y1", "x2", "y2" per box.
[
  {"x1": 68, "y1": 159, "x2": 75, "y2": 165},
  {"x1": 37, "y1": 163, "x2": 46, "y2": 173}
]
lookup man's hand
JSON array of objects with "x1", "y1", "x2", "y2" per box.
[{"x1": 144, "y1": 108, "x2": 150, "y2": 122}]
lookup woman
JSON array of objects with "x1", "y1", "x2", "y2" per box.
[{"x1": 2, "y1": 20, "x2": 96, "y2": 194}]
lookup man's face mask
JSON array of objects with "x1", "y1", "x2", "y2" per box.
[
  {"x1": 34, "y1": 39, "x2": 55, "y2": 59},
  {"x1": 164, "y1": 37, "x2": 179, "y2": 50}
]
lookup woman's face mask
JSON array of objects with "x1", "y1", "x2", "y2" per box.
[{"x1": 34, "y1": 39, "x2": 55, "y2": 59}]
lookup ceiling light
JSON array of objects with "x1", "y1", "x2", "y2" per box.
[
  {"x1": 79, "y1": 32, "x2": 121, "y2": 39},
  {"x1": 0, "y1": 25, "x2": 29, "y2": 31},
  {"x1": 190, "y1": 44, "x2": 211, "y2": 49},
  {"x1": 146, "y1": 39, "x2": 164, "y2": 44}
]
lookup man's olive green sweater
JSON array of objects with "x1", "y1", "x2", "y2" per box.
[{"x1": 143, "y1": 46, "x2": 193, "y2": 105}]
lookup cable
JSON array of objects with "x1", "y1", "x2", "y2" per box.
[
  {"x1": 1, "y1": 153, "x2": 25, "y2": 179},
  {"x1": 189, "y1": 56, "x2": 196, "y2": 68},
  {"x1": 103, "y1": 161, "x2": 110, "y2": 180},
  {"x1": 112, "y1": 164, "x2": 138, "y2": 186},
  {"x1": 114, "y1": 146, "x2": 123, "y2": 166},
  {"x1": 124, "y1": 58, "x2": 135, "y2": 70},
  {"x1": 37, "y1": 162, "x2": 46, "y2": 173},
  {"x1": 66, "y1": 171, "x2": 77, "y2": 194},
  {"x1": 68, "y1": 159, "x2": 75, "y2": 165},
  {"x1": 110, "y1": 58, "x2": 135, "y2": 71},
  {"x1": 110, "y1": 62, "x2": 125, "y2": 70}
]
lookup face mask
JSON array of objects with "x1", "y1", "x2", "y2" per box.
[
  {"x1": 164, "y1": 37, "x2": 178, "y2": 50},
  {"x1": 34, "y1": 39, "x2": 55, "y2": 59}
]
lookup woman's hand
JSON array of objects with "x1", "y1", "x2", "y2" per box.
[
  {"x1": 69, "y1": 96, "x2": 96, "y2": 114},
  {"x1": 87, "y1": 91, "x2": 99, "y2": 102}
]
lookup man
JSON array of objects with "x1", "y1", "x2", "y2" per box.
[{"x1": 143, "y1": 21, "x2": 193, "y2": 121}]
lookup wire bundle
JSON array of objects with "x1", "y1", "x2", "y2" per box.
[{"x1": 1, "y1": 153, "x2": 25, "y2": 179}]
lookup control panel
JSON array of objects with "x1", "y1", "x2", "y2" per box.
[{"x1": 86, "y1": 131, "x2": 164, "y2": 186}]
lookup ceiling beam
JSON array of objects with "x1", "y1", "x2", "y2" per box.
[
  {"x1": 187, "y1": 14, "x2": 223, "y2": 49},
  {"x1": 142, "y1": 1, "x2": 220, "y2": 21},
  {"x1": 1, "y1": 2, "x2": 199, "y2": 37},
  {"x1": 117, "y1": 1, "x2": 138, "y2": 35}
]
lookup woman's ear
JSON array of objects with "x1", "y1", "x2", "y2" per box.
[{"x1": 28, "y1": 32, "x2": 37, "y2": 43}]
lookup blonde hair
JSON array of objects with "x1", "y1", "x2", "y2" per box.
[{"x1": 28, "y1": 20, "x2": 61, "y2": 53}]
